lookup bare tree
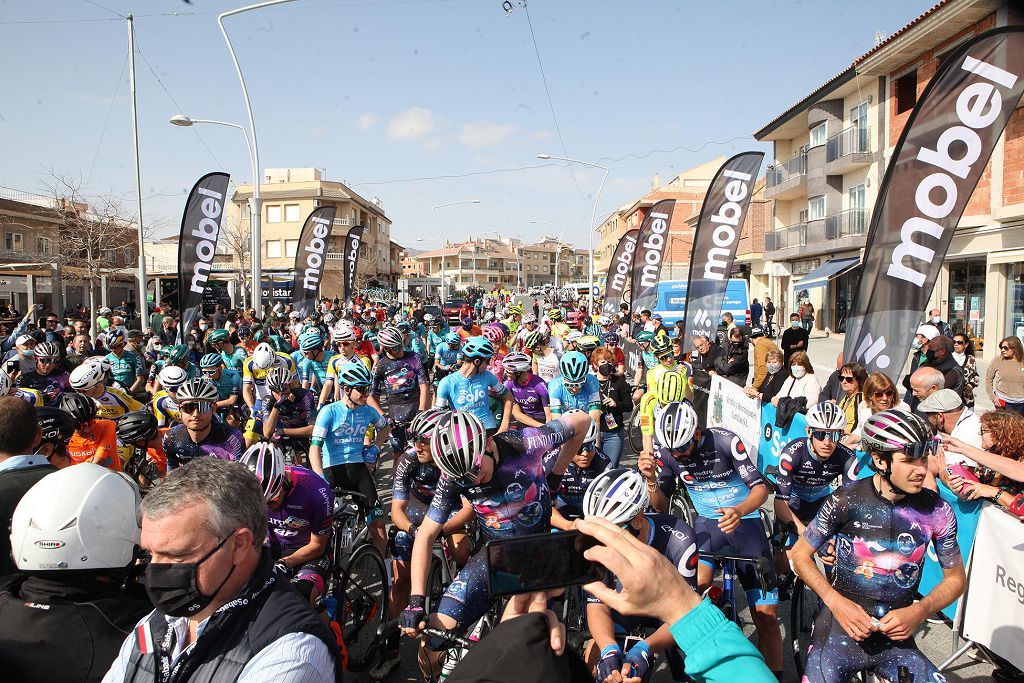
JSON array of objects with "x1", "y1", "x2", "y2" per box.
[{"x1": 220, "y1": 211, "x2": 251, "y2": 310}]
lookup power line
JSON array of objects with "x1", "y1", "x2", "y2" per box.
[
  {"x1": 597, "y1": 135, "x2": 756, "y2": 164},
  {"x1": 352, "y1": 162, "x2": 560, "y2": 187},
  {"x1": 86, "y1": 53, "x2": 129, "y2": 190},
  {"x1": 81, "y1": 0, "x2": 125, "y2": 19}
]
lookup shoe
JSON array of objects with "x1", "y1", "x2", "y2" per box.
[{"x1": 368, "y1": 650, "x2": 401, "y2": 681}]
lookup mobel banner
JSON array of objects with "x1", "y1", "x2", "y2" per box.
[
  {"x1": 844, "y1": 27, "x2": 1024, "y2": 376},
  {"x1": 629, "y1": 200, "x2": 676, "y2": 315},
  {"x1": 176, "y1": 172, "x2": 230, "y2": 343},
  {"x1": 343, "y1": 224, "x2": 365, "y2": 301},
  {"x1": 602, "y1": 229, "x2": 639, "y2": 316},
  {"x1": 291, "y1": 206, "x2": 337, "y2": 316},
  {"x1": 680, "y1": 152, "x2": 763, "y2": 353}
]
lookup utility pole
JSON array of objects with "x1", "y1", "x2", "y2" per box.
[{"x1": 127, "y1": 15, "x2": 148, "y2": 330}]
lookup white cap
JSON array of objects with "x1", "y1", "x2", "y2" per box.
[
  {"x1": 15, "y1": 335, "x2": 34, "y2": 346},
  {"x1": 915, "y1": 325, "x2": 939, "y2": 341}
]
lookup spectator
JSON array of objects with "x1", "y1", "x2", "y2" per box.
[
  {"x1": 902, "y1": 325, "x2": 938, "y2": 405},
  {"x1": 672, "y1": 320, "x2": 685, "y2": 339},
  {"x1": 6, "y1": 334, "x2": 37, "y2": 375},
  {"x1": 157, "y1": 316, "x2": 177, "y2": 346},
  {"x1": 854, "y1": 372, "x2": 909, "y2": 441},
  {"x1": 689, "y1": 335, "x2": 720, "y2": 374},
  {"x1": 748, "y1": 326, "x2": 778, "y2": 390},
  {"x1": 592, "y1": 347, "x2": 629, "y2": 468},
  {"x1": 907, "y1": 366, "x2": 945, "y2": 414},
  {"x1": 835, "y1": 362, "x2": 868, "y2": 435},
  {"x1": 714, "y1": 326, "x2": 749, "y2": 387},
  {"x1": 817, "y1": 354, "x2": 847, "y2": 405},
  {"x1": 940, "y1": 410, "x2": 1024, "y2": 509},
  {"x1": 745, "y1": 349, "x2": 787, "y2": 405},
  {"x1": 922, "y1": 335, "x2": 965, "y2": 401},
  {"x1": 986, "y1": 336, "x2": 1024, "y2": 414},
  {"x1": 750, "y1": 298, "x2": 763, "y2": 327},
  {"x1": 918, "y1": 388, "x2": 982, "y2": 462},
  {"x1": 41, "y1": 312, "x2": 64, "y2": 344},
  {"x1": 800, "y1": 300, "x2": 814, "y2": 331},
  {"x1": 779, "y1": 313, "x2": 809, "y2": 364},
  {"x1": 927, "y1": 308, "x2": 953, "y2": 338},
  {"x1": 763, "y1": 297, "x2": 776, "y2": 333},
  {"x1": 103, "y1": 457, "x2": 338, "y2": 680},
  {"x1": 951, "y1": 334, "x2": 980, "y2": 409},
  {"x1": 771, "y1": 351, "x2": 821, "y2": 409}
]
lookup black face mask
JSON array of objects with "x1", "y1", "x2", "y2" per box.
[
  {"x1": 145, "y1": 533, "x2": 236, "y2": 618},
  {"x1": 598, "y1": 362, "x2": 614, "y2": 376},
  {"x1": 925, "y1": 349, "x2": 937, "y2": 363}
]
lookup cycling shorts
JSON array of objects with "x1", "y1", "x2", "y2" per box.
[
  {"x1": 435, "y1": 548, "x2": 492, "y2": 631},
  {"x1": 292, "y1": 554, "x2": 333, "y2": 600},
  {"x1": 694, "y1": 516, "x2": 778, "y2": 606},
  {"x1": 324, "y1": 463, "x2": 383, "y2": 522},
  {"x1": 391, "y1": 500, "x2": 461, "y2": 562}
]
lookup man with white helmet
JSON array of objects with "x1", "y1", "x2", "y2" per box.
[
  {"x1": 582, "y1": 468, "x2": 699, "y2": 683},
  {"x1": 241, "y1": 341, "x2": 297, "y2": 422},
  {"x1": 16, "y1": 340, "x2": 70, "y2": 406},
  {"x1": 151, "y1": 364, "x2": 189, "y2": 428},
  {"x1": 0, "y1": 463, "x2": 151, "y2": 681},
  {"x1": 162, "y1": 378, "x2": 244, "y2": 469},
  {"x1": 69, "y1": 360, "x2": 144, "y2": 420},
  {"x1": 318, "y1": 322, "x2": 370, "y2": 409}
]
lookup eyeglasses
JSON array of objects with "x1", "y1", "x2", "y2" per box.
[
  {"x1": 839, "y1": 376, "x2": 857, "y2": 383},
  {"x1": 337, "y1": 341, "x2": 354, "y2": 347},
  {"x1": 1000, "y1": 345, "x2": 1012, "y2": 351},
  {"x1": 810, "y1": 429, "x2": 843, "y2": 442},
  {"x1": 180, "y1": 401, "x2": 213, "y2": 414},
  {"x1": 871, "y1": 389, "x2": 896, "y2": 398}
]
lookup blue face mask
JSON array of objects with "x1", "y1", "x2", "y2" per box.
[{"x1": 791, "y1": 320, "x2": 801, "y2": 329}]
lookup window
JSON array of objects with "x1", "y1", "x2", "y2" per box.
[
  {"x1": 267, "y1": 205, "x2": 282, "y2": 223},
  {"x1": 896, "y1": 70, "x2": 917, "y2": 114},
  {"x1": 809, "y1": 122, "x2": 827, "y2": 147},
  {"x1": 285, "y1": 239, "x2": 298, "y2": 257},
  {"x1": 808, "y1": 196, "x2": 826, "y2": 221},
  {"x1": 4, "y1": 232, "x2": 23, "y2": 251},
  {"x1": 266, "y1": 240, "x2": 282, "y2": 258},
  {"x1": 284, "y1": 204, "x2": 300, "y2": 223},
  {"x1": 36, "y1": 236, "x2": 52, "y2": 254}
]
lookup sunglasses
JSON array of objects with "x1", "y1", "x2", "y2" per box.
[
  {"x1": 902, "y1": 438, "x2": 940, "y2": 460},
  {"x1": 953, "y1": 339, "x2": 967, "y2": 345},
  {"x1": 348, "y1": 384, "x2": 371, "y2": 394},
  {"x1": 180, "y1": 401, "x2": 213, "y2": 414},
  {"x1": 201, "y1": 368, "x2": 220, "y2": 375},
  {"x1": 565, "y1": 381, "x2": 585, "y2": 391},
  {"x1": 871, "y1": 388, "x2": 896, "y2": 398},
  {"x1": 810, "y1": 429, "x2": 843, "y2": 442},
  {"x1": 1000, "y1": 345, "x2": 1012, "y2": 351},
  {"x1": 840, "y1": 375, "x2": 857, "y2": 383}
]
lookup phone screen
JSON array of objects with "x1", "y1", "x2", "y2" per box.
[{"x1": 486, "y1": 530, "x2": 606, "y2": 597}]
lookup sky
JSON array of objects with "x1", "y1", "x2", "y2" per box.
[{"x1": 1, "y1": 0, "x2": 938, "y2": 249}]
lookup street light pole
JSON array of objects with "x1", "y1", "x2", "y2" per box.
[
  {"x1": 431, "y1": 199, "x2": 481, "y2": 302},
  {"x1": 537, "y1": 155, "x2": 608, "y2": 313},
  {"x1": 529, "y1": 219, "x2": 565, "y2": 290},
  {"x1": 127, "y1": 15, "x2": 148, "y2": 330}
]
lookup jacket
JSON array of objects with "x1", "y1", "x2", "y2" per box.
[
  {"x1": 750, "y1": 337, "x2": 779, "y2": 389},
  {"x1": 670, "y1": 598, "x2": 774, "y2": 682},
  {"x1": 714, "y1": 342, "x2": 748, "y2": 387}
]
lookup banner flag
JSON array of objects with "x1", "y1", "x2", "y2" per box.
[
  {"x1": 920, "y1": 482, "x2": 982, "y2": 621},
  {"x1": 843, "y1": 27, "x2": 1024, "y2": 375},
  {"x1": 629, "y1": 200, "x2": 676, "y2": 314},
  {"x1": 176, "y1": 172, "x2": 230, "y2": 344},
  {"x1": 343, "y1": 224, "x2": 365, "y2": 301},
  {"x1": 680, "y1": 152, "x2": 763, "y2": 353},
  {"x1": 291, "y1": 206, "x2": 337, "y2": 316},
  {"x1": 602, "y1": 229, "x2": 639, "y2": 316}
]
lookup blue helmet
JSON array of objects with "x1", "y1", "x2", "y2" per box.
[
  {"x1": 298, "y1": 331, "x2": 324, "y2": 351},
  {"x1": 601, "y1": 331, "x2": 620, "y2": 345},
  {"x1": 443, "y1": 332, "x2": 461, "y2": 346},
  {"x1": 336, "y1": 361, "x2": 373, "y2": 388},
  {"x1": 199, "y1": 353, "x2": 224, "y2": 370},
  {"x1": 559, "y1": 351, "x2": 589, "y2": 383},
  {"x1": 461, "y1": 336, "x2": 494, "y2": 360}
]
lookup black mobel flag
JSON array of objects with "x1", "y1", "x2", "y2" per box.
[
  {"x1": 629, "y1": 200, "x2": 676, "y2": 315},
  {"x1": 343, "y1": 224, "x2": 365, "y2": 301},
  {"x1": 602, "y1": 229, "x2": 639, "y2": 316},
  {"x1": 291, "y1": 206, "x2": 337, "y2": 316},
  {"x1": 844, "y1": 27, "x2": 1024, "y2": 376},
  {"x1": 680, "y1": 152, "x2": 763, "y2": 353},
  {"x1": 176, "y1": 172, "x2": 230, "y2": 343}
]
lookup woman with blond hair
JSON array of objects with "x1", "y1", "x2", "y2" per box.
[{"x1": 843, "y1": 372, "x2": 909, "y2": 448}]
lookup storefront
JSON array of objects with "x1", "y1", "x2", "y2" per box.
[
  {"x1": 947, "y1": 258, "x2": 987, "y2": 343},
  {"x1": 1007, "y1": 262, "x2": 1024, "y2": 344}
]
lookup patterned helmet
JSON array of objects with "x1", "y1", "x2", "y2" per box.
[
  {"x1": 654, "y1": 401, "x2": 698, "y2": 450},
  {"x1": 656, "y1": 369, "x2": 688, "y2": 404},
  {"x1": 175, "y1": 378, "x2": 219, "y2": 403},
  {"x1": 240, "y1": 442, "x2": 287, "y2": 503},
  {"x1": 806, "y1": 401, "x2": 847, "y2": 432},
  {"x1": 409, "y1": 407, "x2": 451, "y2": 442},
  {"x1": 106, "y1": 329, "x2": 127, "y2": 347},
  {"x1": 521, "y1": 313, "x2": 537, "y2": 324},
  {"x1": 377, "y1": 326, "x2": 405, "y2": 350},
  {"x1": 482, "y1": 325, "x2": 506, "y2": 343},
  {"x1": 34, "y1": 342, "x2": 62, "y2": 362},
  {"x1": 861, "y1": 409, "x2": 935, "y2": 457},
  {"x1": 524, "y1": 331, "x2": 545, "y2": 349},
  {"x1": 579, "y1": 335, "x2": 601, "y2": 352},
  {"x1": 548, "y1": 309, "x2": 563, "y2": 322},
  {"x1": 559, "y1": 351, "x2": 589, "y2": 383},
  {"x1": 502, "y1": 352, "x2": 532, "y2": 374},
  {"x1": 507, "y1": 304, "x2": 524, "y2": 316},
  {"x1": 431, "y1": 411, "x2": 487, "y2": 480},
  {"x1": 601, "y1": 332, "x2": 620, "y2": 345},
  {"x1": 266, "y1": 366, "x2": 295, "y2": 393},
  {"x1": 650, "y1": 335, "x2": 672, "y2": 357},
  {"x1": 583, "y1": 468, "x2": 649, "y2": 526}
]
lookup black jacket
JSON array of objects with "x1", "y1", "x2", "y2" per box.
[
  {"x1": 757, "y1": 370, "x2": 788, "y2": 404},
  {"x1": 779, "y1": 326, "x2": 809, "y2": 363},
  {"x1": 0, "y1": 460, "x2": 57, "y2": 579},
  {"x1": 715, "y1": 341, "x2": 749, "y2": 387},
  {"x1": 690, "y1": 345, "x2": 721, "y2": 373}
]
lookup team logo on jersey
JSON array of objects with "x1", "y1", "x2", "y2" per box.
[
  {"x1": 679, "y1": 542, "x2": 699, "y2": 579},
  {"x1": 729, "y1": 436, "x2": 749, "y2": 462},
  {"x1": 280, "y1": 515, "x2": 309, "y2": 530},
  {"x1": 893, "y1": 562, "x2": 919, "y2": 589},
  {"x1": 896, "y1": 532, "x2": 917, "y2": 555},
  {"x1": 505, "y1": 482, "x2": 525, "y2": 503}
]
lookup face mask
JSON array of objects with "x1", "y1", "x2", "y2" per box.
[
  {"x1": 767, "y1": 362, "x2": 782, "y2": 374},
  {"x1": 199, "y1": 324, "x2": 208, "y2": 331},
  {"x1": 911, "y1": 339, "x2": 923, "y2": 350},
  {"x1": 19, "y1": 349, "x2": 34, "y2": 358},
  {"x1": 925, "y1": 349, "x2": 937, "y2": 363},
  {"x1": 145, "y1": 534, "x2": 236, "y2": 618},
  {"x1": 791, "y1": 366, "x2": 807, "y2": 379},
  {"x1": 791, "y1": 320, "x2": 801, "y2": 329},
  {"x1": 598, "y1": 362, "x2": 613, "y2": 376},
  {"x1": 931, "y1": 317, "x2": 941, "y2": 324}
]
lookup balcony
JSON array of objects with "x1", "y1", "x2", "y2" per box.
[
  {"x1": 825, "y1": 208, "x2": 868, "y2": 240},
  {"x1": 765, "y1": 210, "x2": 870, "y2": 261},
  {"x1": 824, "y1": 126, "x2": 873, "y2": 175},
  {"x1": 763, "y1": 222, "x2": 807, "y2": 257},
  {"x1": 765, "y1": 152, "x2": 808, "y2": 200}
]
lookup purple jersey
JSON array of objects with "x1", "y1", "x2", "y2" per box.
[
  {"x1": 17, "y1": 369, "x2": 71, "y2": 406},
  {"x1": 504, "y1": 375, "x2": 550, "y2": 422},
  {"x1": 162, "y1": 421, "x2": 245, "y2": 470},
  {"x1": 268, "y1": 465, "x2": 334, "y2": 553},
  {"x1": 371, "y1": 352, "x2": 427, "y2": 423}
]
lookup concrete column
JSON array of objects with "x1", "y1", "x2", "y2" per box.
[
  {"x1": 154, "y1": 277, "x2": 162, "y2": 309},
  {"x1": 100, "y1": 275, "x2": 109, "y2": 309},
  {"x1": 26, "y1": 275, "x2": 35, "y2": 311},
  {"x1": 227, "y1": 279, "x2": 237, "y2": 310},
  {"x1": 984, "y1": 257, "x2": 1007, "y2": 362}
]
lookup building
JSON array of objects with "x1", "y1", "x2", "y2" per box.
[{"x1": 754, "y1": 0, "x2": 1023, "y2": 357}]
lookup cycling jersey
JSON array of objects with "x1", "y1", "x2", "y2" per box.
[
  {"x1": 148, "y1": 362, "x2": 200, "y2": 384},
  {"x1": 209, "y1": 368, "x2": 243, "y2": 402},
  {"x1": 151, "y1": 390, "x2": 181, "y2": 429},
  {"x1": 775, "y1": 438, "x2": 862, "y2": 523},
  {"x1": 261, "y1": 387, "x2": 317, "y2": 432},
  {"x1": 549, "y1": 322, "x2": 570, "y2": 340},
  {"x1": 268, "y1": 465, "x2": 333, "y2": 555},
  {"x1": 161, "y1": 421, "x2": 245, "y2": 470},
  {"x1": 407, "y1": 335, "x2": 428, "y2": 362},
  {"x1": 241, "y1": 352, "x2": 298, "y2": 401},
  {"x1": 504, "y1": 375, "x2": 549, "y2": 422},
  {"x1": 434, "y1": 370, "x2": 508, "y2": 430},
  {"x1": 425, "y1": 330, "x2": 446, "y2": 356},
  {"x1": 16, "y1": 370, "x2": 70, "y2": 406},
  {"x1": 392, "y1": 450, "x2": 443, "y2": 507},
  {"x1": 656, "y1": 427, "x2": 766, "y2": 520},
  {"x1": 105, "y1": 350, "x2": 145, "y2": 388},
  {"x1": 640, "y1": 350, "x2": 658, "y2": 371},
  {"x1": 548, "y1": 375, "x2": 601, "y2": 415},
  {"x1": 543, "y1": 450, "x2": 610, "y2": 515},
  {"x1": 12, "y1": 388, "x2": 43, "y2": 407},
  {"x1": 371, "y1": 352, "x2": 427, "y2": 425},
  {"x1": 117, "y1": 440, "x2": 167, "y2": 476},
  {"x1": 324, "y1": 353, "x2": 372, "y2": 387},
  {"x1": 219, "y1": 346, "x2": 247, "y2": 371},
  {"x1": 297, "y1": 351, "x2": 334, "y2": 391},
  {"x1": 433, "y1": 343, "x2": 460, "y2": 369},
  {"x1": 94, "y1": 386, "x2": 144, "y2": 420},
  {"x1": 533, "y1": 351, "x2": 561, "y2": 383},
  {"x1": 310, "y1": 402, "x2": 386, "y2": 467},
  {"x1": 67, "y1": 419, "x2": 120, "y2": 471}
]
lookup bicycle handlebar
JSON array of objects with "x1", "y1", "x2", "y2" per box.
[{"x1": 421, "y1": 627, "x2": 474, "y2": 650}]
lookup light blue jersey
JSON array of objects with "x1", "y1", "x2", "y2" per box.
[
  {"x1": 211, "y1": 368, "x2": 242, "y2": 401},
  {"x1": 298, "y1": 351, "x2": 335, "y2": 391},
  {"x1": 311, "y1": 401, "x2": 387, "y2": 467},
  {"x1": 434, "y1": 370, "x2": 507, "y2": 429},
  {"x1": 547, "y1": 375, "x2": 601, "y2": 415}
]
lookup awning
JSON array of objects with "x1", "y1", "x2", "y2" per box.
[{"x1": 793, "y1": 257, "x2": 860, "y2": 290}]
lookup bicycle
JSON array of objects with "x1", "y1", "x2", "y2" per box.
[
  {"x1": 627, "y1": 395, "x2": 645, "y2": 454},
  {"x1": 420, "y1": 597, "x2": 506, "y2": 682},
  {"x1": 700, "y1": 545, "x2": 776, "y2": 626}
]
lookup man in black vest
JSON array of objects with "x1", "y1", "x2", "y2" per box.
[{"x1": 103, "y1": 457, "x2": 338, "y2": 682}]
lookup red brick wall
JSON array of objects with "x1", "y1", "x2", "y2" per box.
[{"x1": 1004, "y1": 107, "x2": 1024, "y2": 206}]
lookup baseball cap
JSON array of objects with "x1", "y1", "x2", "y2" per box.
[
  {"x1": 915, "y1": 325, "x2": 939, "y2": 341},
  {"x1": 917, "y1": 389, "x2": 963, "y2": 413},
  {"x1": 15, "y1": 335, "x2": 35, "y2": 346},
  {"x1": 652, "y1": 313, "x2": 663, "y2": 321}
]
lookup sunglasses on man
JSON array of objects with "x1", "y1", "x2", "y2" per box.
[
  {"x1": 810, "y1": 429, "x2": 843, "y2": 442},
  {"x1": 180, "y1": 401, "x2": 213, "y2": 414}
]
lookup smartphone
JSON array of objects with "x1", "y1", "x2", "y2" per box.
[
  {"x1": 4, "y1": 359, "x2": 18, "y2": 375},
  {"x1": 946, "y1": 465, "x2": 980, "y2": 494},
  {"x1": 486, "y1": 530, "x2": 606, "y2": 597}
]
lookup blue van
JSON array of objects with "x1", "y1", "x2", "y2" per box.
[{"x1": 651, "y1": 279, "x2": 750, "y2": 327}]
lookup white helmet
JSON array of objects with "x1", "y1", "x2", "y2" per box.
[
  {"x1": 654, "y1": 401, "x2": 698, "y2": 450},
  {"x1": 806, "y1": 401, "x2": 847, "y2": 431},
  {"x1": 583, "y1": 468, "x2": 649, "y2": 526},
  {"x1": 332, "y1": 321, "x2": 356, "y2": 343},
  {"x1": 288, "y1": 311, "x2": 301, "y2": 320},
  {"x1": 423, "y1": 313, "x2": 435, "y2": 323},
  {"x1": 562, "y1": 409, "x2": 598, "y2": 445},
  {"x1": 597, "y1": 315, "x2": 612, "y2": 326},
  {"x1": 69, "y1": 362, "x2": 106, "y2": 391},
  {"x1": 252, "y1": 342, "x2": 277, "y2": 370},
  {"x1": 431, "y1": 411, "x2": 488, "y2": 480},
  {"x1": 83, "y1": 355, "x2": 113, "y2": 373},
  {"x1": 158, "y1": 365, "x2": 189, "y2": 391},
  {"x1": 0, "y1": 369, "x2": 11, "y2": 397},
  {"x1": 10, "y1": 463, "x2": 141, "y2": 571}
]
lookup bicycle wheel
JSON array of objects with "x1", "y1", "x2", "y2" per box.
[
  {"x1": 789, "y1": 577, "x2": 819, "y2": 677},
  {"x1": 627, "y1": 407, "x2": 644, "y2": 454},
  {"x1": 669, "y1": 491, "x2": 696, "y2": 529},
  {"x1": 338, "y1": 543, "x2": 389, "y2": 671},
  {"x1": 425, "y1": 554, "x2": 446, "y2": 615}
]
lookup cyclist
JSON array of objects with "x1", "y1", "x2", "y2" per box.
[
  {"x1": 116, "y1": 409, "x2": 166, "y2": 488},
  {"x1": 434, "y1": 336, "x2": 512, "y2": 435},
  {"x1": 319, "y1": 322, "x2": 370, "y2": 408},
  {"x1": 368, "y1": 325, "x2": 430, "y2": 455},
  {"x1": 296, "y1": 330, "x2": 333, "y2": 395},
  {"x1": 16, "y1": 341, "x2": 69, "y2": 405},
  {"x1": 0, "y1": 369, "x2": 44, "y2": 406},
  {"x1": 161, "y1": 377, "x2": 245, "y2": 469},
  {"x1": 261, "y1": 366, "x2": 317, "y2": 459},
  {"x1": 548, "y1": 350, "x2": 602, "y2": 427},
  {"x1": 399, "y1": 410, "x2": 593, "y2": 680},
  {"x1": 423, "y1": 316, "x2": 447, "y2": 379},
  {"x1": 564, "y1": 329, "x2": 584, "y2": 353},
  {"x1": 790, "y1": 410, "x2": 966, "y2": 683},
  {"x1": 68, "y1": 361, "x2": 143, "y2": 419},
  {"x1": 61, "y1": 392, "x2": 120, "y2": 471},
  {"x1": 455, "y1": 316, "x2": 481, "y2": 342},
  {"x1": 544, "y1": 414, "x2": 607, "y2": 530},
  {"x1": 309, "y1": 360, "x2": 390, "y2": 553},
  {"x1": 199, "y1": 353, "x2": 243, "y2": 428},
  {"x1": 207, "y1": 328, "x2": 246, "y2": 371},
  {"x1": 147, "y1": 344, "x2": 197, "y2": 393},
  {"x1": 547, "y1": 308, "x2": 570, "y2": 341},
  {"x1": 639, "y1": 401, "x2": 783, "y2": 676},
  {"x1": 510, "y1": 312, "x2": 541, "y2": 351},
  {"x1": 241, "y1": 442, "x2": 334, "y2": 607},
  {"x1": 578, "y1": 334, "x2": 601, "y2": 362},
  {"x1": 502, "y1": 351, "x2": 550, "y2": 427},
  {"x1": 630, "y1": 331, "x2": 658, "y2": 404},
  {"x1": 527, "y1": 329, "x2": 561, "y2": 383},
  {"x1": 639, "y1": 367, "x2": 688, "y2": 458},
  {"x1": 482, "y1": 324, "x2": 508, "y2": 381},
  {"x1": 103, "y1": 329, "x2": 145, "y2": 393},
  {"x1": 242, "y1": 341, "x2": 298, "y2": 446},
  {"x1": 501, "y1": 302, "x2": 524, "y2": 337},
  {"x1": 432, "y1": 332, "x2": 462, "y2": 385},
  {"x1": 582, "y1": 468, "x2": 699, "y2": 683}
]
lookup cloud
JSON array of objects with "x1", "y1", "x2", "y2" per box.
[
  {"x1": 356, "y1": 113, "x2": 378, "y2": 130},
  {"x1": 458, "y1": 122, "x2": 518, "y2": 149},
  {"x1": 388, "y1": 107, "x2": 436, "y2": 140},
  {"x1": 529, "y1": 130, "x2": 554, "y2": 142}
]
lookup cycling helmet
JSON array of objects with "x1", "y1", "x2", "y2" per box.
[
  {"x1": 158, "y1": 365, "x2": 189, "y2": 391},
  {"x1": 635, "y1": 331, "x2": 654, "y2": 344},
  {"x1": 460, "y1": 317, "x2": 474, "y2": 329},
  {"x1": 237, "y1": 325, "x2": 251, "y2": 339},
  {"x1": 106, "y1": 329, "x2": 127, "y2": 347},
  {"x1": 240, "y1": 442, "x2": 287, "y2": 503},
  {"x1": 60, "y1": 392, "x2": 96, "y2": 424},
  {"x1": 116, "y1": 410, "x2": 158, "y2": 444},
  {"x1": 207, "y1": 328, "x2": 230, "y2": 344},
  {"x1": 83, "y1": 355, "x2": 113, "y2": 373},
  {"x1": 654, "y1": 401, "x2": 698, "y2": 450},
  {"x1": 323, "y1": 312, "x2": 336, "y2": 326},
  {"x1": 159, "y1": 346, "x2": 174, "y2": 361},
  {"x1": 597, "y1": 315, "x2": 612, "y2": 326},
  {"x1": 409, "y1": 407, "x2": 450, "y2": 442},
  {"x1": 521, "y1": 313, "x2": 537, "y2": 324},
  {"x1": 559, "y1": 351, "x2": 589, "y2": 383},
  {"x1": 431, "y1": 411, "x2": 487, "y2": 480},
  {"x1": 482, "y1": 325, "x2": 505, "y2": 343},
  {"x1": 252, "y1": 342, "x2": 277, "y2": 370},
  {"x1": 806, "y1": 401, "x2": 847, "y2": 432},
  {"x1": 564, "y1": 330, "x2": 584, "y2": 347},
  {"x1": 583, "y1": 468, "x2": 650, "y2": 526},
  {"x1": 579, "y1": 335, "x2": 601, "y2": 352},
  {"x1": 288, "y1": 311, "x2": 301, "y2": 320},
  {"x1": 601, "y1": 332, "x2": 620, "y2": 345},
  {"x1": 266, "y1": 366, "x2": 294, "y2": 393},
  {"x1": 749, "y1": 325, "x2": 765, "y2": 338},
  {"x1": 562, "y1": 409, "x2": 599, "y2": 445},
  {"x1": 98, "y1": 306, "x2": 113, "y2": 316},
  {"x1": 423, "y1": 313, "x2": 435, "y2": 324},
  {"x1": 461, "y1": 336, "x2": 495, "y2": 360},
  {"x1": 332, "y1": 322, "x2": 356, "y2": 343},
  {"x1": 548, "y1": 309, "x2": 563, "y2": 322},
  {"x1": 524, "y1": 330, "x2": 545, "y2": 350},
  {"x1": 37, "y1": 407, "x2": 77, "y2": 445},
  {"x1": 502, "y1": 352, "x2": 532, "y2": 374},
  {"x1": 34, "y1": 341, "x2": 62, "y2": 362},
  {"x1": 377, "y1": 326, "x2": 405, "y2": 350},
  {"x1": 10, "y1": 463, "x2": 141, "y2": 572},
  {"x1": 443, "y1": 331, "x2": 461, "y2": 345},
  {"x1": 199, "y1": 353, "x2": 224, "y2": 370},
  {"x1": 650, "y1": 335, "x2": 672, "y2": 357},
  {"x1": 166, "y1": 344, "x2": 189, "y2": 365},
  {"x1": 175, "y1": 377, "x2": 219, "y2": 403},
  {"x1": 507, "y1": 303, "x2": 524, "y2": 315},
  {"x1": 336, "y1": 361, "x2": 373, "y2": 388},
  {"x1": 0, "y1": 369, "x2": 10, "y2": 396},
  {"x1": 656, "y1": 369, "x2": 688, "y2": 404},
  {"x1": 298, "y1": 331, "x2": 324, "y2": 351},
  {"x1": 69, "y1": 362, "x2": 106, "y2": 391},
  {"x1": 861, "y1": 409, "x2": 935, "y2": 455}
]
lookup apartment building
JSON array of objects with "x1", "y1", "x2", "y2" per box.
[{"x1": 412, "y1": 235, "x2": 584, "y2": 291}]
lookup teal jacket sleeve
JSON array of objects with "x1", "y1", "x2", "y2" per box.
[{"x1": 670, "y1": 599, "x2": 774, "y2": 683}]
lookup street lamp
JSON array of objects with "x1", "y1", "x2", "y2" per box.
[
  {"x1": 537, "y1": 154, "x2": 608, "y2": 312},
  {"x1": 431, "y1": 200, "x2": 481, "y2": 302},
  {"x1": 170, "y1": 114, "x2": 255, "y2": 309},
  {"x1": 529, "y1": 219, "x2": 566, "y2": 289}
]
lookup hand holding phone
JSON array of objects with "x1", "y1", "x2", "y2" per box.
[{"x1": 486, "y1": 530, "x2": 605, "y2": 597}]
